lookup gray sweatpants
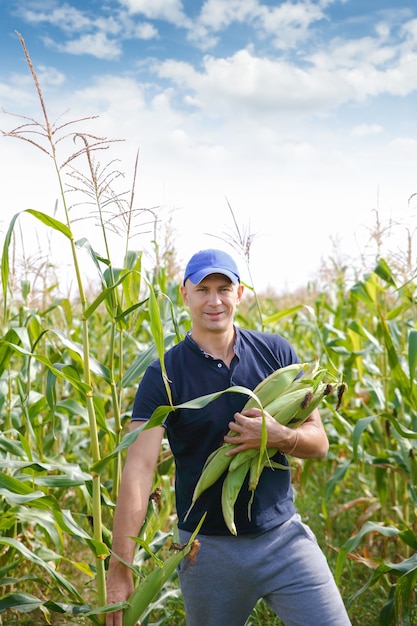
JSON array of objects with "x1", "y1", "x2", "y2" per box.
[{"x1": 178, "y1": 514, "x2": 351, "y2": 626}]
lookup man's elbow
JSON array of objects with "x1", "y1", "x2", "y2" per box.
[{"x1": 316, "y1": 438, "x2": 329, "y2": 458}]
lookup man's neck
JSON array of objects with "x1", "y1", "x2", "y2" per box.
[{"x1": 190, "y1": 327, "x2": 236, "y2": 366}]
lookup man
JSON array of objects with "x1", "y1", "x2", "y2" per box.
[{"x1": 106, "y1": 248, "x2": 351, "y2": 626}]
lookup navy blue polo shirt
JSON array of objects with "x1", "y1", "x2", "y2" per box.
[{"x1": 132, "y1": 327, "x2": 299, "y2": 535}]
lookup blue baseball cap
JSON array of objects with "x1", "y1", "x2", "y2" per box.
[{"x1": 183, "y1": 249, "x2": 240, "y2": 285}]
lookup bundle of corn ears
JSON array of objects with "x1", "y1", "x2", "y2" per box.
[{"x1": 185, "y1": 361, "x2": 346, "y2": 535}]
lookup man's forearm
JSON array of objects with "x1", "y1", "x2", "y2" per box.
[
  {"x1": 279, "y1": 418, "x2": 329, "y2": 458},
  {"x1": 109, "y1": 470, "x2": 153, "y2": 567}
]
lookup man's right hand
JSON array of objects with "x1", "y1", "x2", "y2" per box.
[{"x1": 105, "y1": 562, "x2": 135, "y2": 626}]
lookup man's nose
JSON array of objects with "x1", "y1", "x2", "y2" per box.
[{"x1": 207, "y1": 291, "x2": 222, "y2": 304}]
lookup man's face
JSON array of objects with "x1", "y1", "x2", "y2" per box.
[{"x1": 181, "y1": 273, "x2": 244, "y2": 335}]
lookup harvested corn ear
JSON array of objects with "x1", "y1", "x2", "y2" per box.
[{"x1": 187, "y1": 361, "x2": 346, "y2": 535}]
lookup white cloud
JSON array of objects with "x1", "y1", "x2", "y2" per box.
[
  {"x1": 309, "y1": 35, "x2": 397, "y2": 71},
  {"x1": 3, "y1": 1, "x2": 417, "y2": 293},
  {"x1": 0, "y1": 81, "x2": 34, "y2": 109},
  {"x1": 119, "y1": 0, "x2": 189, "y2": 25},
  {"x1": 156, "y1": 50, "x2": 353, "y2": 118},
  {"x1": 351, "y1": 124, "x2": 384, "y2": 137},
  {"x1": 401, "y1": 16, "x2": 417, "y2": 40},
  {"x1": 16, "y1": 1, "x2": 159, "y2": 60},
  {"x1": 73, "y1": 75, "x2": 148, "y2": 116},
  {"x1": 0, "y1": 64, "x2": 66, "y2": 113},
  {"x1": 8, "y1": 7, "x2": 417, "y2": 134},
  {"x1": 257, "y1": 1, "x2": 326, "y2": 48},
  {"x1": 133, "y1": 22, "x2": 158, "y2": 39},
  {"x1": 45, "y1": 32, "x2": 123, "y2": 59},
  {"x1": 20, "y1": 3, "x2": 92, "y2": 32},
  {"x1": 154, "y1": 19, "x2": 417, "y2": 120},
  {"x1": 190, "y1": 0, "x2": 326, "y2": 49},
  {"x1": 198, "y1": 0, "x2": 259, "y2": 30},
  {"x1": 387, "y1": 137, "x2": 417, "y2": 160}
]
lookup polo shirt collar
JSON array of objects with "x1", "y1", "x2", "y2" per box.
[{"x1": 185, "y1": 327, "x2": 241, "y2": 360}]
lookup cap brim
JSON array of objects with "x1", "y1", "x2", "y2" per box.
[{"x1": 186, "y1": 268, "x2": 239, "y2": 284}]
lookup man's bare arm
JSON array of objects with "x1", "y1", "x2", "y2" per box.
[{"x1": 105, "y1": 423, "x2": 165, "y2": 626}]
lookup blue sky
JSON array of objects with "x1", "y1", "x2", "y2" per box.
[{"x1": 1, "y1": 0, "x2": 417, "y2": 293}]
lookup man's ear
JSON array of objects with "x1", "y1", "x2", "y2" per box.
[{"x1": 180, "y1": 284, "x2": 188, "y2": 304}]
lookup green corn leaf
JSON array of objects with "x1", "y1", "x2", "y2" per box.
[
  {"x1": 0, "y1": 594, "x2": 92, "y2": 620},
  {"x1": 1, "y1": 210, "x2": 69, "y2": 314},
  {"x1": 86, "y1": 514, "x2": 206, "y2": 624},
  {"x1": 91, "y1": 422, "x2": 148, "y2": 474},
  {"x1": 75, "y1": 237, "x2": 106, "y2": 283},
  {"x1": 14, "y1": 508, "x2": 63, "y2": 552},
  {"x1": 0, "y1": 459, "x2": 88, "y2": 475},
  {"x1": 324, "y1": 459, "x2": 351, "y2": 503},
  {"x1": 47, "y1": 328, "x2": 110, "y2": 379},
  {"x1": 351, "y1": 274, "x2": 379, "y2": 312},
  {"x1": 335, "y1": 521, "x2": 401, "y2": 583},
  {"x1": 91, "y1": 385, "x2": 256, "y2": 474},
  {"x1": 0, "y1": 473, "x2": 60, "y2": 510},
  {"x1": 1, "y1": 212, "x2": 19, "y2": 313},
  {"x1": 381, "y1": 411, "x2": 417, "y2": 440},
  {"x1": 52, "y1": 509, "x2": 109, "y2": 559},
  {"x1": 0, "y1": 592, "x2": 44, "y2": 612},
  {"x1": 262, "y1": 304, "x2": 304, "y2": 326},
  {"x1": 394, "y1": 560, "x2": 417, "y2": 626},
  {"x1": 379, "y1": 317, "x2": 414, "y2": 405},
  {"x1": 352, "y1": 415, "x2": 378, "y2": 460},
  {"x1": 128, "y1": 537, "x2": 164, "y2": 567},
  {"x1": 0, "y1": 341, "x2": 91, "y2": 394},
  {"x1": 122, "y1": 512, "x2": 207, "y2": 626},
  {"x1": 0, "y1": 538, "x2": 83, "y2": 601},
  {"x1": 121, "y1": 251, "x2": 142, "y2": 310},
  {"x1": 24, "y1": 209, "x2": 72, "y2": 238},
  {"x1": 0, "y1": 328, "x2": 33, "y2": 377},
  {"x1": 408, "y1": 329, "x2": 417, "y2": 382},
  {"x1": 33, "y1": 475, "x2": 91, "y2": 487},
  {"x1": 398, "y1": 528, "x2": 417, "y2": 551},
  {"x1": 46, "y1": 368, "x2": 57, "y2": 412},
  {"x1": 0, "y1": 489, "x2": 57, "y2": 509},
  {"x1": 121, "y1": 336, "x2": 177, "y2": 388},
  {"x1": 0, "y1": 434, "x2": 26, "y2": 457},
  {"x1": 83, "y1": 270, "x2": 133, "y2": 320},
  {"x1": 146, "y1": 279, "x2": 174, "y2": 407},
  {"x1": 374, "y1": 258, "x2": 397, "y2": 287}
]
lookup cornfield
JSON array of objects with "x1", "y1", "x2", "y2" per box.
[{"x1": 0, "y1": 35, "x2": 416, "y2": 626}]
